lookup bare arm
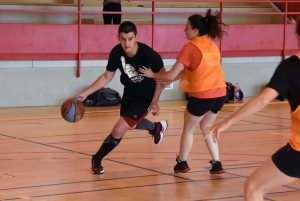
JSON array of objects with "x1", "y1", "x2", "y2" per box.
[
  {"x1": 150, "y1": 67, "x2": 167, "y2": 116},
  {"x1": 76, "y1": 70, "x2": 116, "y2": 101},
  {"x1": 139, "y1": 61, "x2": 185, "y2": 81},
  {"x1": 155, "y1": 66, "x2": 185, "y2": 88},
  {"x1": 204, "y1": 87, "x2": 279, "y2": 142},
  {"x1": 173, "y1": 69, "x2": 185, "y2": 81}
]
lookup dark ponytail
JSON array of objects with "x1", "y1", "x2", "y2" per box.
[{"x1": 188, "y1": 9, "x2": 228, "y2": 40}]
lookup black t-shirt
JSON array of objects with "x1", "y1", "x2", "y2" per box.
[
  {"x1": 106, "y1": 42, "x2": 164, "y2": 101},
  {"x1": 266, "y1": 55, "x2": 300, "y2": 112}
]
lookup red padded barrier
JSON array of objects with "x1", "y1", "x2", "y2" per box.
[{"x1": 0, "y1": 24, "x2": 78, "y2": 53}]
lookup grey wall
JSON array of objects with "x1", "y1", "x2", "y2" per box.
[
  {"x1": 222, "y1": 56, "x2": 281, "y2": 97},
  {"x1": 0, "y1": 56, "x2": 283, "y2": 108}
]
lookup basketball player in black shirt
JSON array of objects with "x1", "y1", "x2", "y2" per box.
[{"x1": 76, "y1": 21, "x2": 168, "y2": 174}]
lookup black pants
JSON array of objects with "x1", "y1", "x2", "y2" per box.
[{"x1": 103, "y1": 3, "x2": 122, "y2": 24}]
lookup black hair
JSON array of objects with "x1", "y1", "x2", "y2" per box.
[
  {"x1": 296, "y1": 17, "x2": 300, "y2": 35},
  {"x1": 188, "y1": 9, "x2": 227, "y2": 40},
  {"x1": 118, "y1": 21, "x2": 137, "y2": 35}
]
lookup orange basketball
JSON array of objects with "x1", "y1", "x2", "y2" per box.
[{"x1": 61, "y1": 98, "x2": 85, "y2": 123}]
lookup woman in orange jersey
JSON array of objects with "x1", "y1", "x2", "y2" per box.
[
  {"x1": 203, "y1": 18, "x2": 300, "y2": 200},
  {"x1": 139, "y1": 9, "x2": 228, "y2": 174}
]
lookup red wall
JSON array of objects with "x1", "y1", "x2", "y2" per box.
[{"x1": 0, "y1": 24, "x2": 298, "y2": 60}]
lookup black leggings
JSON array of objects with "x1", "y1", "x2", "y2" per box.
[{"x1": 103, "y1": 3, "x2": 122, "y2": 24}]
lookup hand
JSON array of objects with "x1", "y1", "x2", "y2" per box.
[
  {"x1": 74, "y1": 92, "x2": 88, "y2": 102},
  {"x1": 203, "y1": 121, "x2": 229, "y2": 143},
  {"x1": 139, "y1": 66, "x2": 154, "y2": 78},
  {"x1": 150, "y1": 101, "x2": 159, "y2": 116}
]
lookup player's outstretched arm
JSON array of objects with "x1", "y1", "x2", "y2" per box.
[
  {"x1": 139, "y1": 61, "x2": 185, "y2": 81},
  {"x1": 76, "y1": 70, "x2": 116, "y2": 101},
  {"x1": 204, "y1": 87, "x2": 279, "y2": 142}
]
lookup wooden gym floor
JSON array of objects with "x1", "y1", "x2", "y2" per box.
[{"x1": 0, "y1": 100, "x2": 299, "y2": 201}]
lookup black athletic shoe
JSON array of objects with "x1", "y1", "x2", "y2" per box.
[
  {"x1": 209, "y1": 160, "x2": 225, "y2": 175},
  {"x1": 91, "y1": 155, "x2": 104, "y2": 174},
  {"x1": 174, "y1": 155, "x2": 191, "y2": 173}
]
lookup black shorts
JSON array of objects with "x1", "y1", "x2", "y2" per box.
[
  {"x1": 120, "y1": 94, "x2": 151, "y2": 127},
  {"x1": 186, "y1": 96, "x2": 226, "y2": 117},
  {"x1": 272, "y1": 143, "x2": 300, "y2": 178}
]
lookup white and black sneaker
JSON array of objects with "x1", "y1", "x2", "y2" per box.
[{"x1": 153, "y1": 120, "x2": 168, "y2": 145}]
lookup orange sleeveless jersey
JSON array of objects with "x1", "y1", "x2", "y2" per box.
[
  {"x1": 289, "y1": 52, "x2": 300, "y2": 151},
  {"x1": 178, "y1": 36, "x2": 226, "y2": 97}
]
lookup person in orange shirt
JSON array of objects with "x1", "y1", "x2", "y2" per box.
[
  {"x1": 203, "y1": 18, "x2": 300, "y2": 201},
  {"x1": 139, "y1": 9, "x2": 228, "y2": 174}
]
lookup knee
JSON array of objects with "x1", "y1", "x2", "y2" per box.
[
  {"x1": 199, "y1": 120, "x2": 208, "y2": 132},
  {"x1": 199, "y1": 124, "x2": 209, "y2": 135},
  {"x1": 111, "y1": 125, "x2": 126, "y2": 138},
  {"x1": 244, "y1": 179, "x2": 261, "y2": 199},
  {"x1": 199, "y1": 125, "x2": 206, "y2": 133}
]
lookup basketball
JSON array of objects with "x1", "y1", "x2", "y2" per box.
[{"x1": 61, "y1": 98, "x2": 85, "y2": 123}]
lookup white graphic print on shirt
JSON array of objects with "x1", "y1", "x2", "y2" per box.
[{"x1": 121, "y1": 56, "x2": 144, "y2": 83}]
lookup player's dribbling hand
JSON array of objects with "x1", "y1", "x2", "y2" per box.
[
  {"x1": 139, "y1": 66, "x2": 154, "y2": 78},
  {"x1": 150, "y1": 102, "x2": 159, "y2": 116},
  {"x1": 75, "y1": 93, "x2": 87, "y2": 102}
]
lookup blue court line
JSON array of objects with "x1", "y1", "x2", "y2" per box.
[
  {"x1": 23, "y1": 123, "x2": 44, "y2": 125},
  {"x1": 0, "y1": 110, "x2": 172, "y2": 123},
  {"x1": 2, "y1": 150, "x2": 294, "y2": 201},
  {"x1": 0, "y1": 174, "x2": 163, "y2": 191},
  {"x1": 0, "y1": 175, "x2": 237, "y2": 192},
  {"x1": 282, "y1": 185, "x2": 300, "y2": 191},
  {"x1": 223, "y1": 171, "x2": 248, "y2": 178},
  {"x1": 0, "y1": 117, "x2": 62, "y2": 123},
  {"x1": 25, "y1": 132, "x2": 108, "y2": 139},
  {"x1": 221, "y1": 109, "x2": 291, "y2": 121},
  {"x1": 0, "y1": 133, "x2": 297, "y2": 200},
  {"x1": 203, "y1": 166, "x2": 300, "y2": 194},
  {"x1": 45, "y1": 128, "x2": 288, "y2": 145},
  {"x1": 268, "y1": 189, "x2": 300, "y2": 195},
  {"x1": 107, "y1": 158, "x2": 195, "y2": 181},
  {"x1": 194, "y1": 190, "x2": 300, "y2": 201},
  {"x1": 22, "y1": 158, "x2": 42, "y2": 160},
  {"x1": 3, "y1": 177, "x2": 239, "y2": 200},
  {"x1": 194, "y1": 195, "x2": 244, "y2": 201},
  {"x1": 0, "y1": 133, "x2": 90, "y2": 157},
  {"x1": 4, "y1": 173, "x2": 14, "y2": 178},
  {"x1": 5, "y1": 182, "x2": 297, "y2": 201},
  {"x1": 220, "y1": 162, "x2": 262, "y2": 167},
  {"x1": 0, "y1": 134, "x2": 175, "y2": 193},
  {"x1": 194, "y1": 195, "x2": 275, "y2": 201},
  {"x1": 0, "y1": 172, "x2": 237, "y2": 192},
  {"x1": 0, "y1": 133, "x2": 232, "y2": 191}
]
